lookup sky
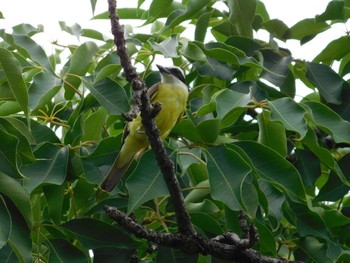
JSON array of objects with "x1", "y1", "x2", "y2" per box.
[
  {"x1": 0, "y1": 0, "x2": 340, "y2": 61},
  {"x1": 0, "y1": 0, "x2": 346, "y2": 97}
]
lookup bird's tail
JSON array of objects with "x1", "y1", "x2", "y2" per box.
[{"x1": 99, "y1": 154, "x2": 132, "y2": 192}]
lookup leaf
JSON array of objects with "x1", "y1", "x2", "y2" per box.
[
  {"x1": 28, "y1": 71, "x2": 61, "y2": 110},
  {"x1": 2, "y1": 196, "x2": 32, "y2": 263},
  {"x1": 82, "y1": 107, "x2": 107, "y2": 142},
  {"x1": 61, "y1": 218, "x2": 137, "y2": 249},
  {"x1": 0, "y1": 128, "x2": 22, "y2": 178},
  {"x1": 316, "y1": 1, "x2": 345, "y2": 22},
  {"x1": 285, "y1": 18, "x2": 329, "y2": 44},
  {"x1": 45, "y1": 239, "x2": 88, "y2": 263},
  {"x1": 305, "y1": 101, "x2": 350, "y2": 143},
  {"x1": 165, "y1": 0, "x2": 211, "y2": 29},
  {"x1": 43, "y1": 185, "x2": 66, "y2": 225},
  {"x1": 0, "y1": 196, "x2": 11, "y2": 249},
  {"x1": 297, "y1": 237, "x2": 332, "y2": 263},
  {"x1": 315, "y1": 153, "x2": 350, "y2": 202},
  {"x1": 148, "y1": 0, "x2": 174, "y2": 21},
  {"x1": 268, "y1": 97, "x2": 307, "y2": 138},
  {"x1": 259, "y1": 49, "x2": 292, "y2": 87},
  {"x1": 262, "y1": 19, "x2": 289, "y2": 40},
  {"x1": 233, "y1": 141, "x2": 306, "y2": 203},
  {"x1": 148, "y1": 35, "x2": 179, "y2": 58},
  {"x1": 0, "y1": 117, "x2": 35, "y2": 164},
  {"x1": 206, "y1": 145, "x2": 255, "y2": 214},
  {"x1": 313, "y1": 36, "x2": 350, "y2": 64},
  {"x1": 306, "y1": 62, "x2": 344, "y2": 104},
  {"x1": 63, "y1": 41, "x2": 98, "y2": 99},
  {"x1": 195, "y1": 11, "x2": 211, "y2": 42},
  {"x1": 0, "y1": 173, "x2": 32, "y2": 227},
  {"x1": 301, "y1": 127, "x2": 349, "y2": 187},
  {"x1": 82, "y1": 78, "x2": 129, "y2": 115},
  {"x1": 258, "y1": 111, "x2": 287, "y2": 157},
  {"x1": 228, "y1": 0, "x2": 257, "y2": 38},
  {"x1": 197, "y1": 119, "x2": 221, "y2": 143},
  {"x1": 0, "y1": 48, "x2": 28, "y2": 116},
  {"x1": 127, "y1": 150, "x2": 170, "y2": 213},
  {"x1": 157, "y1": 246, "x2": 198, "y2": 263},
  {"x1": 22, "y1": 143, "x2": 69, "y2": 193},
  {"x1": 294, "y1": 149, "x2": 321, "y2": 193}
]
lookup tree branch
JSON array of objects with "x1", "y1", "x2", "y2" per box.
[{"x1": 104, "y1": 206, "x2": 303, "y2": 263}]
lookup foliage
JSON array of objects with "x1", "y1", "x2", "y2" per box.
[{"x1": 1, "y1": 0, "x2": 350, "y2": 262}]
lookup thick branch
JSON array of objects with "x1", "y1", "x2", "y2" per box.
[
  {"x1": 107, "y1": 0, "x2": 195, "y2": 236},
  {"x1": 104, "y1": 206, "x2": 303, "y2": 263}
]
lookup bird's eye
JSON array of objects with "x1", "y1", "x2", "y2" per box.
[{"x1": 170, "y1": 68, "x2": 186, "y2": 84}]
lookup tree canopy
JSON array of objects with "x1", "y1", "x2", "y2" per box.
[{"x1": 1, "y1": 0, "x2": 350, "y2": 262}]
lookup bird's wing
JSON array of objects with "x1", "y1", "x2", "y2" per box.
[
  {"x1": 120, "y1": 83, "x2": 160, "y2": 145},
  {"x1": 147, "y1": 82, "x2": 160, "y2": 102}
]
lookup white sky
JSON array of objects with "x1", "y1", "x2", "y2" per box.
[
  {"x1": 0, "y1": 0, "x2": 346, "y2": 97},
  {"x1": 0, "y1": 0, "x2": 341, "y2": 60}
]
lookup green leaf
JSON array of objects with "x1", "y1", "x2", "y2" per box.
[
  {"x1": 61, "y1": 218, "x2": 137, "y2": 249},
  {"x1": 63, "y1": 41, "x2": 98, "y2": 99},
  {"x1": 316, "y1": 1, "x2": 345, "y2": 22},
  {"x1": 190, "y1": 212, "x2": 223, "y2": 235},
  {"x1": 294, "y1": 149, "x2": 321, "y2": 193},
  {"x1": 254, "y1": 219, "x2": 277, "y2": 255},
  {"x1": 313, "y1": 36, "x2": 350, "y2": 64},
  {"x1": 82, "y1": 78, "x2": 129, "y2": 115},
  {"x1": 195, "y1": 11, "x2": 211, "y2": 42},
  {"x1": 262, "y1": 19, "x2": 289, "y2": 40},
  {"x1": 268, "y1": 97, "x2": 307, "y2": 138},
  {"x1": 213, "y1": 89, "x2": 252, "y2": 128},
  {"x1": 197, "y1": 119, "x2": 221, "y2": 143},
  {"x1": 285, "y1": 18, "x2": 329, "y2": 44},
  {"x1": 258, "y1": 111, "x2": 287, "y2": 157},
  {"x1": 306, "y1": 62, "x2": 344, "y2": 104},
  {"x1": 305, "y1": 101, "x2": 350, "y2": 143},
  {"x1": 22, "y1": 143, "x2": 69, "y2": 193},
  {"x1": 206, "y1": 145, "x2": 255, "y2": 214},
  {"x1": 315, "y1": 153, "x2": 350, "y2": 202},
  {"x1": 0, "y1": 196, "x2": 11, "y2": 249},
  {"x1": 0, "y1": 48, "x2": 28, "y2": 116},
  {"x1": 233, "y1": 141, "x2": 306, "y2": 203},
  {"x1": 0, "y1": 172, "x2": 32, "y2": 227},
  {"x1": 259, "y1": 49, "x2": 292, "y2": 87},
  {"x1": 0, "y1": 128, "x2": 22, "y2": 178},
  {"x1": 59, "y1": 22, "x2": 82, "y2": 39},
  {"x1": 0, "y1": 117, "x2": 35, "y2": 164},
  {"x1": 28, "y1": 72, "x2": 61, "y2": 110},
  {"x1": 301, "y1": 127, "x2": 349, "y2": 187},
  {"x1": 82, "y1": 107, "x2": 107, "y2": 142},
  {"x1": 165, "y1": 0, "x2": 211, "y2": 29},
  {"x1": 43, "y1": 185, "x2": 66, "y2": 225},
  {"x1": 148, "y1": 0, "x2": 174, "y2": 21},
  {"x1": 2, "y1": 196, "x2": 32, "y2": 263},
  {"x1": 258, "y1": 181, "x2": 284, "y2": 229},
  {"x1": 157, "y1": 246, "x2": 198, "y2": 263},
  {"x1": 45, "y1": 239, "x2": 88, "y2": 263},
  {"x1": 148, "y1": 35, "x2": 179, "y2": 58},
  {"x1": 298, "y1": 237, "x2": 332, "y2": 263},
  {"x1": 228, "y1": 0, "x2": 257, "y2": 38},
  {"x1": 127, "y1": 150, "x2": 170, "y2": 213}
]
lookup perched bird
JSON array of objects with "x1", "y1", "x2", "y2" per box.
[{"x1": 100, "y1": 64, "x2": 188, "y2": 192}]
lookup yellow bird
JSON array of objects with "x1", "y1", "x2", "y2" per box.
[{"x1": 100, "y1": 65, "x2": 188, "y2": 192}]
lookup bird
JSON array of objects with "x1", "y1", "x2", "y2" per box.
[{"x1": 100, "y1": 64, "x2": 188, "y2": 192}]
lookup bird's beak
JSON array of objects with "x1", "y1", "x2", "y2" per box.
[{"x1": 156, "y1": 64, "x2": 170, "y2": 74}]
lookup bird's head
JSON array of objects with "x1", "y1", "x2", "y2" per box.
[{"x1": 156, "y1": 65, "x2": 187, "y2": 90}]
